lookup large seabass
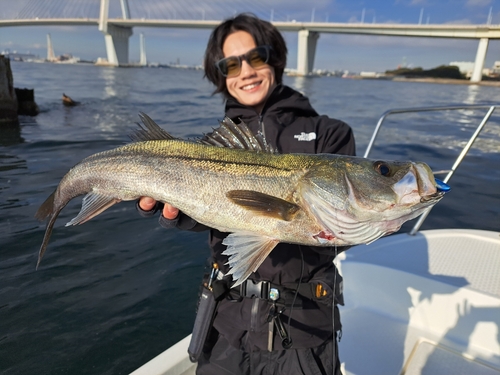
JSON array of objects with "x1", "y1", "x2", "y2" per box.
[{"x1": 36, "y1": 113, "x2": 449, "y2": 285}]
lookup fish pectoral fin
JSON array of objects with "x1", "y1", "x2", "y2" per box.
[
  {"x1": 222, "y1": 233, "x2": 279, "y2": 287},
  {"x1": 226, "y1": 190, "x2": 300, "y2": 221},
  {"x1": 66, "y1": 193, "x2": 121, "y2": 226}
]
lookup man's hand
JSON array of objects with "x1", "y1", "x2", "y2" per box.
[{"x1": 138, "y1": 197, "x2": 179, "y2": 220}]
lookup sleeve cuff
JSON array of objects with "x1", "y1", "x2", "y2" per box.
[
  {"x1": 158, "y1": 214, "x2": 180, "y2": 229},
  {"x1": 136, "y1": 200, "x2": 163, "y2": 218}
]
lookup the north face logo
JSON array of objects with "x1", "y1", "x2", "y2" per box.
[{"x1": 294, "y1": 132, "x2": 317, "y2": 141}]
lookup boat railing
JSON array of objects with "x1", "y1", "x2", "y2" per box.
[{"x1": 364, "y1": 104, "x2": 499, "y2": 235}]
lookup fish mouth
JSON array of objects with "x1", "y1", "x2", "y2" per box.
[
  {"x1": 412, "y1": 163, "x2": 450, "y2": 203},
  {"x1": 420, "y1": 178, "x2": 450, "y2": 203},
  {"x1": 393, "y1": 164, "x2": 450, "y2": 205}
]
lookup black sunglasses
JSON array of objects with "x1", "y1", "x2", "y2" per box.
[{"x1": 215, "y1": 45, "x2": 272, "y2": 78}]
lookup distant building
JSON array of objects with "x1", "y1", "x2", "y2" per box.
[
  {"x1": 449, "y1": 61, "x2": 475, "y2": 77},
  {"x1": 449, "y1": 61, "x2": 497, "y2": 78},
  {"x1": 1, "y1": 49, "x2": 38, "y2": 61},
  {"x1": 492, "y1": 61, "x2": 500, "y2": 74}
]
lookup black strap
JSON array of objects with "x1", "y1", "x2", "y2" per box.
[
  {"x1": 212, "y1": 279, "x2": 230, "y2": 301},
  {"x1": 231, "y1": 278, "x2": 333, "y2": 307}
]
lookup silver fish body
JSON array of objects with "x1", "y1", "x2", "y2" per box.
[{"x1": 36, "y1": 114, "x2": 447, "y2": 285}]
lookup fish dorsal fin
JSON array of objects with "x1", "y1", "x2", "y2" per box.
[
  {"x1": 227, "y1": 190, "x2": 300, "y2": 221},
  {"x1": 200, "y1": 117, "x2": 276, "y2": 153},
  {"x1": 222, "y1": 233, "x2": 279, "y2": 286},
  {"x1": 129, "y1": 112, "x2": 177, "y2": 141}
]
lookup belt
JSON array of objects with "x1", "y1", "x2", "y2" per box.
[
  {"x1": 239, "y1": 279, "x2": 271, "y2": 299},
  {"x1": 205, "y1": 263, "x2": 337, "y2": 306},
  {"x1": 231, "y1": 278, "x2": 333, "y2": 307}
]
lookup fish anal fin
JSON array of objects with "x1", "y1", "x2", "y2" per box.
[
  {"x1": 222, "y1": 233, "x2": 279, "y2": 286},
  {"x1": 227, "y1": 190, "x2": 300, "y2": 221},
  {"x1": 66, "y1": 193, "x2": 121, "y2": 226}
]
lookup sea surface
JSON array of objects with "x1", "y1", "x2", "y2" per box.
[{"x1": 1, "y1": 61, "x2": 499, "y2": 374}]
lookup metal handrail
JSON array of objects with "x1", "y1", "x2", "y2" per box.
[{"x1": 363, "y1": 104, "x2": 498, "y2": 235}]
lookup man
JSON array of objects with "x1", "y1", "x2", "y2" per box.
[{"x1": 138, "y1": 13, "x2": 355, "y2": 375}]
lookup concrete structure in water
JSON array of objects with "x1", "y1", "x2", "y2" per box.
[
  {"x1": 0, "y1": 55, "x2": 17, "y2": 123},
  {"x1": 98, "y1": 0, "x2": 133, "y2": 66}
]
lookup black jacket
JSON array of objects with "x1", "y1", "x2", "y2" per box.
[{"x1": 141, "y1": 85, "x2": 356, "y2": 351}]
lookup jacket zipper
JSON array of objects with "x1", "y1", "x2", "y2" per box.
[{"x1": 258, "y1": 114, "x2": 266, "y2": 140}]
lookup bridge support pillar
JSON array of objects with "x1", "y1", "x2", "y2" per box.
[
  {"x1": 99, "y1": 0, "x2": 132, "y2": 66},
  {"x1": 471, "y1": 38, "x2": 489, "y2": 83},
  {"x1": 101, "y1": 24, "x2": 133, "y2": 66},
  {"x1": 297, "y1": 30, "x2": 319, "y2": 76}
]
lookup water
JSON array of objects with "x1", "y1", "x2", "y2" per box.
[{"x1": 1, "y1": 62, "x2": 499, "y2": 375}]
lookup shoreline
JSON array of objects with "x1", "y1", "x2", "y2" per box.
[
  {"x1": 10, "y1": 59, "x2": 500, "y2": 86},
  {"x1": 391, "y1": 76, "x2": 500, "y2": 86}
]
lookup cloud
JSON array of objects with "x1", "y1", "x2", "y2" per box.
[
  {"x1": 465, "y1": 0, "x2": 492, "y2": 6},
  {"x1": 0, "y1": 40, "x2": 14, "y2": 47},
  {"x1": 445, "y1": 18, "x2": 473, "y2": 24},
  {"x1": 394, "y1": 0, "x2": 426, "y2": 6},
  {"x1": 319, "y1": 33, "x2": 477, "y2": 50}
]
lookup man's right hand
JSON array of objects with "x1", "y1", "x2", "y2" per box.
[{"x1": 138, "y1": 197, "x2": 179, "y2": 220}]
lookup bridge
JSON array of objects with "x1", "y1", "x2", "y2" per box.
[{"x1": 1, "y1": 0, "x2": 499, "y2": 82}]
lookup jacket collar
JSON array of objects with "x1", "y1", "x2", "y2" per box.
[{"x1": 224, "y1": 85, "x2": 319, "y2": 122}]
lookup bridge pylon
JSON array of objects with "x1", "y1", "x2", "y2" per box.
[
  {"x1": 297, "y1": 30, "x2": 319, "y2": 76},
  {"x1": 471, "y1": 38, "x2": 489, "y2": 83},
  {"x1": 101, "y1": 24, "x2": 133, "y2": 66},
  {"x1": 98, "y1": 0, "x2": 132, "y2": 66}
]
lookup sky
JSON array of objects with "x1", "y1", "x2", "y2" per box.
[{"x1": 1, "y1": 0, "x2": 500, "y2": 73}]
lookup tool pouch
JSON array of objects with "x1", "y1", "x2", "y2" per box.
[{"x1": 188, "y1": 285, "x2": 218, "y2": 362}]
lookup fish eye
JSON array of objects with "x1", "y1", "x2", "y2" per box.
[{"x1": 374, "y1": 161, "x2": 391, "y2": 176}]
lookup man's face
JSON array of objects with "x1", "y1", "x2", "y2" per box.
[{"x1": 222, "y1": 31, "x2": 276, "y2": 113}]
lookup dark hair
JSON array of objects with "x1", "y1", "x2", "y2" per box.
[{"x1": 204, "y1": 13, "x2": 288, "y2": 98}]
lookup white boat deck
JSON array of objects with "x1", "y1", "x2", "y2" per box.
[
  {"x1": 339, "y1": 229, "x2": 500, "y2": 375},
  {"x1": 130, "y1": 335, "x2": 194, "y2": 375}
]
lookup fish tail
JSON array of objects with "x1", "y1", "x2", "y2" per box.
[
  {"x1": 35, "y1": 191, "x2": 67, "y2": 269},
  {"x1": 35, "y1": 191, "x2": 56, "y2": 222}
]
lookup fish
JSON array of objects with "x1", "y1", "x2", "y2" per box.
[{"x1": 35, "y1": 113, "x2": 449, "y2": 285}]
